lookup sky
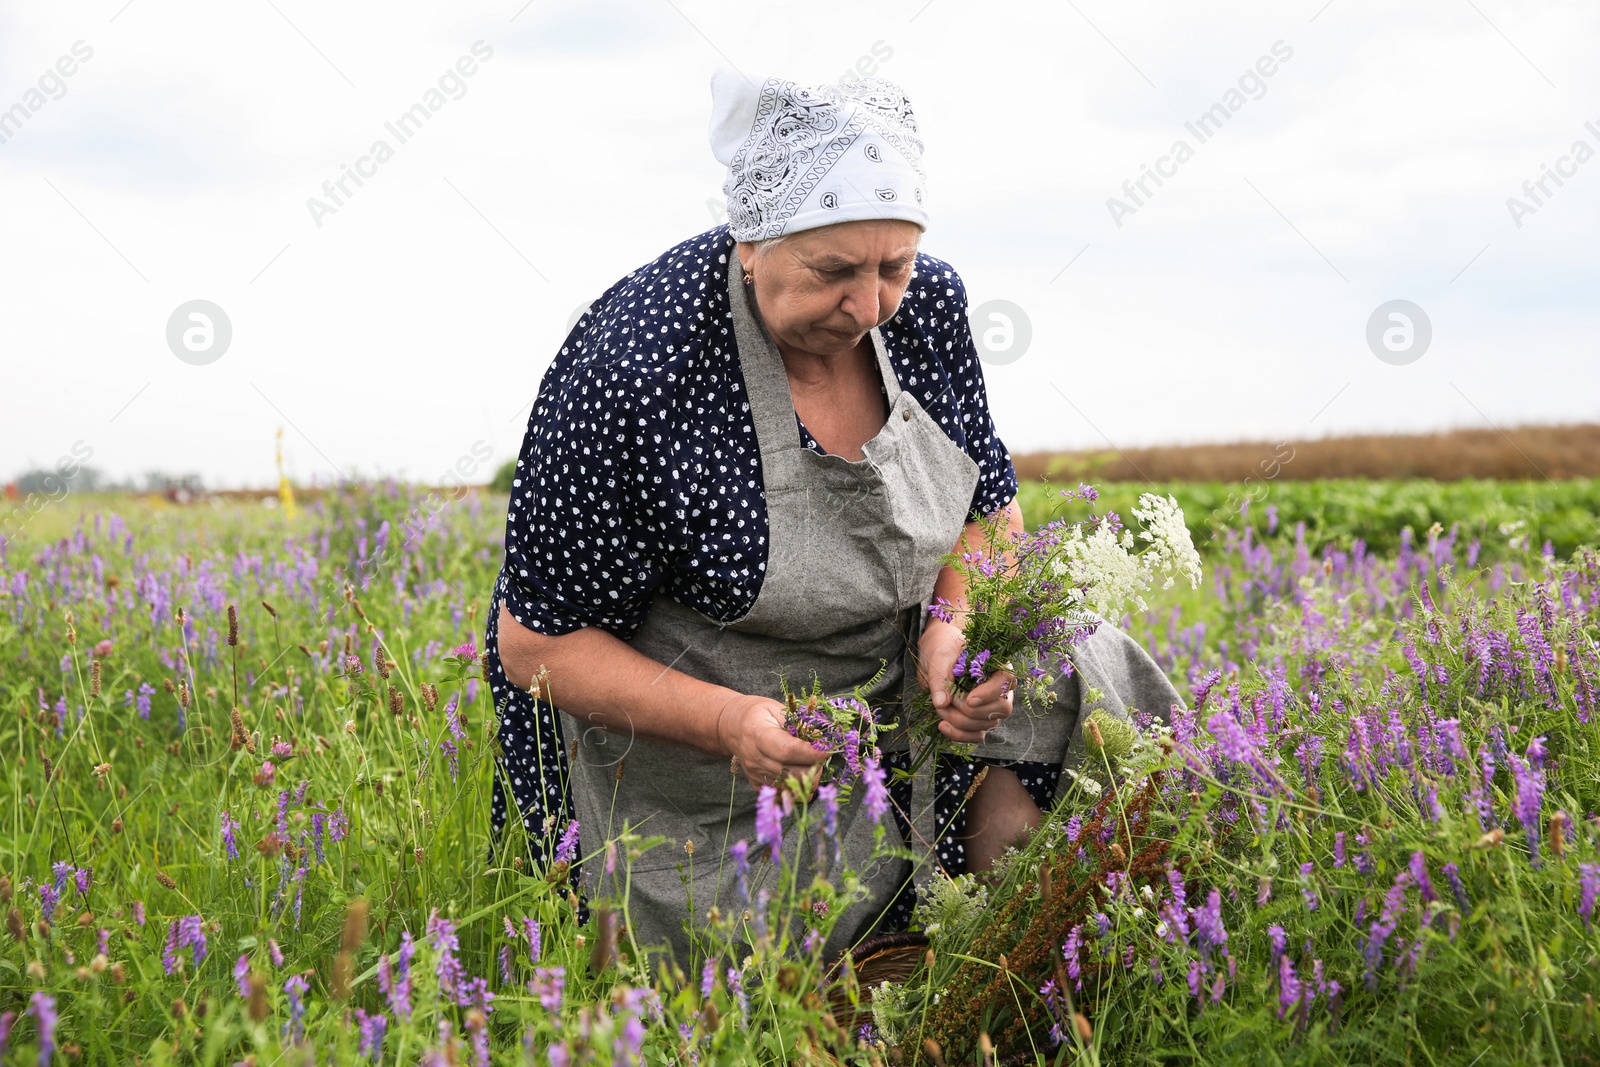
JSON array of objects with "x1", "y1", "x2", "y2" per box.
[{"x1": 1, "y1": 0, "x2": 1597, "y2": 488}]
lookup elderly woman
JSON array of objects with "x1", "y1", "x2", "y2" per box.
[{"x1": 485, "y1": 71, "x2": 1179, "y2": 963}]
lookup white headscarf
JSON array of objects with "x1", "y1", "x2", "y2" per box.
[{"x1": 708, "y1": 69, "x2": 929, "y2": 242}]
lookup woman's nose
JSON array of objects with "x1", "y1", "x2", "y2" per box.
[{"x1": 840, "y1": 278, "x2": 880, "y2": 330}]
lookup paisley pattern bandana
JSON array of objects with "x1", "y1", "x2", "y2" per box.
[{"x1": 708, "y1": 69, "x2": 930, "y2": 241}]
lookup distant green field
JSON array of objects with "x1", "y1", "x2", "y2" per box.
[{"x1": 1017, "y1": 477, "x2": 1600, "y2": 561}]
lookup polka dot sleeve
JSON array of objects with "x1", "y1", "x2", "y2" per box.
[
  {"x1": 940, "y1": 267, "x2": 1019, "y2": 522},
  {"x1": 498, "y1": 357, "x2": 668, "y2": 641}
]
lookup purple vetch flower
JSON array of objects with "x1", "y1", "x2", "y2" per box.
[
  {"x1": 862, "y1": 757, "x2": 890, "y2": 825},
  {"x1": 221, "y1": 811, "x2": 242, "y2": 860},
  {"x1": 816, "y1": 783, "x2": 840, "y2": 840},
  {"x1": 498, "y1": 945, "x2": 513, "y2": 985},
  {"x1": 1065, "y1": 814, "x2": 1082, "y2": 843},
  {"x1": 1062, "y1": 923, "x2": 1084, "y2": 990},
  {"x1": 73, "y1": 867, "x2": 92, "y2": 898},
  {"x1": 1267, "y1": 924, "x2": 1287, "y2": 961},
  {"x1": 427, "y1": 909, "x2": 465, "y2": 1002},
  {"x1": 269, "y1": 938, "x2": 284, "y2": 967},
  {"x1": 0, "y1": 1010, "x2": 13, "y2": 1063},
  {"x1": 27, "y1": 993, "x2": 56, "y2": 1065},
  {"x1": 467, "y1": 1010, "x2": 491, "y2": 1067},
  {"x1": 530, "y1": 966, "x2": 565, "y2": 1012},
  {"x1": 283, "y1": 974, "x2": 309, "y2": 1042},
  {"x1": 1509, "y1": 743, "x2": 1547, "y2": 861},
  {"x1": 754, "y1": 785, "x2": 784, "y2": 863},
  {"x1": 1299, "y1": 862, "x2": 1318, "y2": 911},
  {"x1": 1579, "y1": 864, "x2": 1599, "y2": 931},
  {"x1": 1278, "y1": 954, "x2": 1303, "y2": 1019},
  {"x1": 524, "y1": 916, "x2": 541, "y2": 964},
  {"x1": 51, "y1": 861, "x2": 72, "y2": 896},
  {"x1": 355, "y1": 1009, "x2": 388, "y2": 1060},
  {"x1": 163, "y1": 915, "x2": 208, "y2": 975},
  {"x1": 727, "y1": 966, "x2": 750, "y2": 1023},
  {"x1": 329, "y1": 803, "x2": 350, "y2": 843},
  {"x1": 554, "y1": 819, "x2": 580, "y2": 864},
  {"x1": 1442, "y1": 862, "x2": 1470, "y2": 914},
  {"x1": 38, "y1": 883, "x2": 59, "y2": 924},
  {"x1": 1409, "y1": 853, "x2": 1436, "y2": 906},
  {"x1": 1191, "y1": 889, "x2": 1228, "y2": 957},
  {"x1": 233, "y1": 954, "x2": 251, "y2": 996},
  {"x1": 729, "y1": 840, "x2": 750, "y2": 901},
  {"x1": 379, "y1": 933, "x2": 416, "y2": 1020},
  {"x1": 130, "y1": 900, "x2": 145, "y2": 926},
  {"x1": 701, "y1": 957, "x2": 718, "y2": 999}
]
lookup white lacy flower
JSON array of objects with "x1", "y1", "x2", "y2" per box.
[
  {"x1": 1058, "y1": 520, "x2": 1149, "y2": 616},
  {"x1": 1132, "y1": 493, "x2": 1204, "y2": 591}
]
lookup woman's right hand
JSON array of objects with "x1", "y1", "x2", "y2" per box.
[{"x1": 715, "y1": 693, "x2": 828, "y2": 791}]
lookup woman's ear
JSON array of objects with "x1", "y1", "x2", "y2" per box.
[{"x1": 734, "y1": 241, "x2": 756, "y2": 277}]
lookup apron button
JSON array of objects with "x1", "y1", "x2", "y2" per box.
[{"x1": 901, "y1": 409, "x2": 911, "y2": 421}]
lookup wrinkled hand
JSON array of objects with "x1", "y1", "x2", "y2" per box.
[
  {"x1": 917, "y1": 617, "x2": 1015, "y2": 744},
  {"x1": 715, "y1": 693, "x2": 827, "y2": 792}
]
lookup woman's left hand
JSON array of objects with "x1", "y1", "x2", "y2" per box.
[{"x1": 917, "y1": 617, "x2": 1015, "y2": 743}]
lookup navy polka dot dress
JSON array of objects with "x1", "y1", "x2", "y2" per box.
[{"x1": 484, "y1": 224, "x2": 1045, "y2": 902}]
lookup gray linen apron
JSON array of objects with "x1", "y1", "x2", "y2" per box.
[{"x1": 559, "y1": 251, "x2": 980, "y2": 964}]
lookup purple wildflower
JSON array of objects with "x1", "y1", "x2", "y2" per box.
[
  {"x1": 1062, "y1": 924, "x2": 1084, "y2": 990},
  {"x1": 427, "y1": 909, "x2": 465, "y2": 1002},
  {"x1": 1267, "y1": 924, "x2": 1286, "y2": 960},
  {"x1": 1299, "y1": 862, "x2": 1318, "y2": 911},
  {"x1": 554, "y1": 819, "x2": 580, "y2": 864},
  {"x1": 283, "y1": 974, "x2": 308, "y2": 1042},
  {"x1": 1579, "y1": 864, "x2": 1599, "y2": 931},
  {"x1": 1191, "y1": 889, "x2": 1228, "y2": 957},
  {"x1": 727, "y1": 966, "x2": 750, "y2": 1022},
  {"x1": 530, "y1": 966, "x2": 565, "y2": 1012},
  {"x1": 1509, "y1": 743, "x2": 1546, "y2": 861},
  {"x1": 329, "y1": 803, "x2": 350, "y2": 843},
  {"x1": 28, "y1": 993, "x2": 56, "y2": 1065},
  {"x1": 1443, "y1": 862, "x2": 1470, "y2": 913},
  {"x1": 862, "y1": 757, "x2": 890, "y2": 825},
  {"x1": 163, "y1": 915, "x2": 207, "y2": 975},
  {"x1": 754, "y1": 785, "x2": 784, "y2": 863},
  {"x1": 221, "y1": 811, "x2": 241, "y2": 860},
  {"x1": 701, "y1": 957, "x2": 718, "y2": 999},
  {"x1": 0, "y1": 1011, "x2": 13, "y2": 1063},
  {"x1": 234, "y1": 954, "x2": 251, "y2": 996},
  {"x1": 729, "y1": 839, "x2": 750, "y2": 901},
  {"x1": 1278, "y1": 954, "x2": 1302, "y2": 1018},
  {"x1": 1410, "y1": 852, "x2": 1436, "y2": 906},
  {"x1": 355, "y1": 1009, "x2": 388, "y2": 1060},
  {"x1": 73, "y1": 867, "x2": 92, "y2": 898},
  {"x1": 38, "y1": 884, "x2": 58, "y2": 924},
  {"x1": 524, "y1": 916, "x2": 541, "y2": 963}
]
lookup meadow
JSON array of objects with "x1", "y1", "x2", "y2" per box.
[{"x1": 0, "y1": 480, "x2": 1597, "y2": 1065}]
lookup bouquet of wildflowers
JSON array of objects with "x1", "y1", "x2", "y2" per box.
[
  {"x1": 923, "y1": 484, "x2": 1203, "y2": 733},
  {"x1": 779, "y1": 671, "x2": 893, "y2": 789}
]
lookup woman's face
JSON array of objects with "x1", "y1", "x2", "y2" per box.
[{"x1": 737, "y1": 219, "x2": 922, "y2": 357}]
